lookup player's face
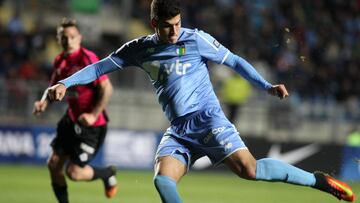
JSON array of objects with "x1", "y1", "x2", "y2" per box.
[
  {"x1": 154, "y1": 14, "x2": 181, "y2": 44},
  {"x1": 58, "y1": 26, "x2": 82, "y2": 54}
]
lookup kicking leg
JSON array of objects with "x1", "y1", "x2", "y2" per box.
[
  {"x1": 66, "y1": 162, "x2": 117, "y2": 198},
  {"x1": 154, "y1": 156, "x2": 187, "y2": 203},
  {"x1": 47, "y1": 151, "x2": 69, "y2": 203},
  {"x1": 224, "y1": 149, "x2": 355, "y2": 201}
]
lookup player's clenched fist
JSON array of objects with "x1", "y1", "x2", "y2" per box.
[
  {"x1": 48, "y1": 83, "x2": 67, "y2": 101},
  {"x1": 267, "y1": 84, "x2": 289, "y2": 99}
]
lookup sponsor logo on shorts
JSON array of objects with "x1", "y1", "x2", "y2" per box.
[
  {"x1": 203, "y1": 126, "x2": 226, "y2": 144},
  {"x1": 212, "y1": 126, "x2": 225, "y2": 135}
]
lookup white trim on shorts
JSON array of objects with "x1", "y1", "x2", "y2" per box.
[
  {"x1": 213, "y1": 147, "x2": 249, "y2": 166},
  {"x1": 155, "y1": 150, "x2": 191, "y2": 173}
]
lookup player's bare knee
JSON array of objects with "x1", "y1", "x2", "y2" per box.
[
  {"x1": 66, "y1": 169, "x2": 80, "y2": 181},
  {"x1": 66, "y1": 164, "x2": 82, "y2": 181}
]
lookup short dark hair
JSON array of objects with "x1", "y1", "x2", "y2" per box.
[
  {"x1": 150, "y1": 0, "x2": 181, "y2": 21},
  {"x1": 57, "y1": 17, "x2": 79, "y2": 35}
]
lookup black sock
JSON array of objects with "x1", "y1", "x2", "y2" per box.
[
  {"x1": 51, "y1": 183, "x2": 69, "y2": 203},
  {"x1": 313, "y1": 173, "x2": 324, "y2": 189},
  {"x1": 312, "y1": 172, "x2": 330, "y2": 193},
  {"x1": 92, "y1": 166, "x2": 113, "y2": 180}
]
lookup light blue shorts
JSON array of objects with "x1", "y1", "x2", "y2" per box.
[{"x1": 155, "y1": 106, "x2": 247, "y2": 169}]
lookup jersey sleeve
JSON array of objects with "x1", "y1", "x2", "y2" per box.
[
  {"x1": 194, "y1": 30, "x2": 272, "y2": 90},
  {"x1": 109, "y1": 39, "x2": 138, "y2": 69},
  {"x1": 92, "y1": 73, "x2": 109, "y2": 86},
  {"x1": 85, "y1": 51, "x2": 109, "y2": 86},
  {"x1": 195, "y1": 30, "x2": 230, "y2": 64},
  {"x1": 59, "y1": 57, "x2": 118, "y2": 88},
  {"x1": 223, "y1": 51, "x2": 273, "y2": 90}
]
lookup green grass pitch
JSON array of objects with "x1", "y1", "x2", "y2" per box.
[{"x1": 0, "y1": 164, "x2": 359, "y2": 203}]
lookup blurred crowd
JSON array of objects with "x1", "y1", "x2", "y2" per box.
[
  {"x1": 0, "y1": 8, "x2": 56, "y2": 81},
  {"x1": 1, "y1": 0, "x2": 360, "y2": 109}
]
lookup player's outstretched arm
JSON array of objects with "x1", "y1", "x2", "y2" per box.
[
  {"x1": 267, "y1": 84, "x2": 289, "y2": 99},
  {"x1": 58, "y1": 57, "x2": 118, "y2": 88},
  {"x1": 223, "y1": 53, "x2": 273, "y2": 91},
  {"x1": 222, "y1": 52, "x2": 289, "y2": 99},
  {"x1": 47, "y1": 83, "x2": 67, "y2": 102}
]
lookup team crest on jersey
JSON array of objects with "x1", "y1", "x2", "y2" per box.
[
  {"x1": 176, "y1": 43, "x2": 186, "y2": 56},
  {"x1": 176, "y1": 47, "x2": 186, "y2": 56}
]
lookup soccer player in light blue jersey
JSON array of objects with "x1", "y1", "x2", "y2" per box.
[{"x1": 46, "y1": 0, "x2": 355, "y2": 202}]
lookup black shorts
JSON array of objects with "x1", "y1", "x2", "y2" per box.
[{"x1": 51, "y1": 114, "x2": 107, "y2": 167}]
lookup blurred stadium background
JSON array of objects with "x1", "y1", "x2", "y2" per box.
[{"x1": 0, "y1": 0, "x2": 359, "y2": 202}]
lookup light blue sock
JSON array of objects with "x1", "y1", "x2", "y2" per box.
[
  {"x1": 256, "y1": 158, "x2": 316, "y2": 186},
  {"x1": 154, "y1": 175, "x2": 182, "y2": 203}
]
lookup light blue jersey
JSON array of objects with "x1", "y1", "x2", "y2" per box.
[{"x1": 60, "y1": 28, "x2": 272, "y2": 122}]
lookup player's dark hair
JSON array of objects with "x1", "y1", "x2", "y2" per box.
[
  {"x1": 57, "y1": 17, "x2": 79, "y2": 35},
  {"x1": 150, "y1": 0, "x2": 181, "y2": 21}
]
